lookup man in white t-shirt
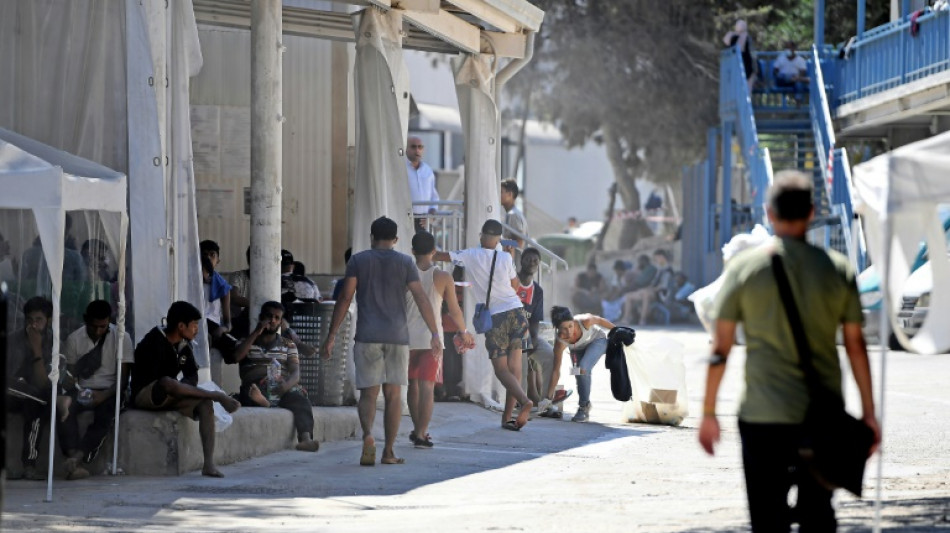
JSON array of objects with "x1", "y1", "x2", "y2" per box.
[
  {"x1": 434, "y1": 219, "x2": 534, "y2": 431},
  {"x1": 772, "y1": 41, "x2": 808, "y2": 97},
  {"x1": 406, "y1": 136, "x2": 440, "y2": 234}
]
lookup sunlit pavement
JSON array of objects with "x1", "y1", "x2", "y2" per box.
[{"x1": 4, "y1": 324, "x2": 950, "y2": 532}]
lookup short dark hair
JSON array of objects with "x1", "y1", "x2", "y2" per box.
[
  {"x1": 500, "y1": 178, "x2": 520, "y2": 198},
  {"x1": 412, "y1": 231, "x2": 436, "y2": 255},
  {"x1": 344, "y1": 247, "x2": 352, "y2": 263},
  {"x1": 260, "y1": 301, "x2": 284, "y2": 317},
  {"x1": 653, "y1": 249, "x2": 670, "y2": 261},
  {"x1": 613, "y1": 259, "x2": 628, "y2": 271},
  {"x1": 81, "y1": 238, "x2": 108, "y2": 256},
  {"x1": 768, "y1": 170, "x2": 814, "y2": 221},
  {"x1": 522, "y1": 247, "x2": 541, "y2": 260},
  {"x1": 481, "y1": 219, "x2": 503, "y2": 236},
  {"x1": 166, "y1": 301, "x2": 201, "y2": 331},
  {"x1": 200, "y1": 254, "x2": 215, "y2": 273},
  {"x1": 371, "y1": 216, "x2": 398, "y2": 241},
  {"x1": 293, "y1": 261, "x2": 306, "y2": 277},
  {"x1": 637, "y1": 254, "x2": 651, "y2": 268},
  {"x1": 24, "y1": 296, "x2": 53, "y2": 318},
  {"x1": 200, "y1": 240, "x2": 220, "y2": 255},
  {"x1": 280, "y1": 249, "x2": 294, "y2": 266},
  {"x1": 550, "y1": 305, "x2": 573, "y2": 329},
  {"x1": 84, "y1": 299, "x2": 112, "y2": 321}
]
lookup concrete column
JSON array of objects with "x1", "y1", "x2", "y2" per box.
[{"x1": 250, "y1": 0, "x2": 282, "y2": 315}]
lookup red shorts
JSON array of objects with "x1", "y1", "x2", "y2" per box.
[{"x1": 408, "y1": 349, "x2": 442, "y2": 383}]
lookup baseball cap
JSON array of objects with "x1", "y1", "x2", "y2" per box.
[
  {"x1": 481, "y1": 219, "x2": 503, "y2": 236},
  {"x1": 280, "y1": 249, "x2": 294, "y2": 265}
]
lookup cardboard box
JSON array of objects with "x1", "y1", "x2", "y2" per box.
[
  {"x1": 640, "y1": 401, "x2": 661, "y2": 423},
  {"x1": 649, "y1": 389, "x2": 677, "y2": 404}
]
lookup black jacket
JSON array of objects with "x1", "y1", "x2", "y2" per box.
[{"x1": 604, "y1": 326, "x2": 636, "y2": 402}]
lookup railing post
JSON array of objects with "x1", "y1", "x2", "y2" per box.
[
  {"x1": 721, "y1": 121, "x2": 733, "y2": 247},
  {"x1": 857, "y1": 0, "x2": 866, "y2": 38},
  {"x1": 815, "y1": 0, "x2": 826, "y2": 47}
]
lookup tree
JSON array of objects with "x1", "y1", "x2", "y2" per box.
[{"x1": 517, "y1": 1, "x2": 721, "y2": 249}]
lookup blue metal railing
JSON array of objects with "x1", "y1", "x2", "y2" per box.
[
  {"x1": 835, "y1": 8, "x2": 950, "y2": 106},
  {"x1": 720, "y1": 46, "x2": 773, "y2": 223},
  {"x1": 833, "y1": 148, "x2": 866, "y2": 270},
  {"x1": 809, "y1": 45, "x2": 837, "y2": 204}
]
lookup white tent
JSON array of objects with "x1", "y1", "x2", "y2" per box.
[
  {"x1": 852, "y1": 131, "x2": 950, "y2": 355},
  {"x1": 0, "y1": 126, "x2": 128, "y2": 501}
]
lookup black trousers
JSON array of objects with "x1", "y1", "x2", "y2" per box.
[
  {"x1": 7, "y1": 394, "x2": 51, "y2": 466},
  {"x1": 441, "y1": 332, "x2": 464, "y2": 398},
  {"x1": 738, "y1": 420, "x2": 836, "y2": 532},
  {"x1": 239, "y1": 384, "x2": 314, "y2": 437},
  {"x1": 58, "y1": 392, "x2": 116, "y2": 463}
]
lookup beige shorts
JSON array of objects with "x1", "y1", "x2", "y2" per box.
[
  {"x1": 353, "y1": 342, "x2": 410, "y2": 389},
  {"x1": 134, "y1": 380, "x2": 204, "y2": 419}
]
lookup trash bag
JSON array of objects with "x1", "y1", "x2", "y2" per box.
[
  {"x1": 198, "y1": 381, "x2": 233, "y2": 433},
  {"x1": 621, "y1": 336, "x2": 688, "y2": 426}
]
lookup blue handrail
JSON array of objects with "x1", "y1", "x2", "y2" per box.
[
  {"x1": 836, "y1": 8, "x2": 950, "y2": 106},
  {"x1": 833, "y1": 148, "x2": 865, "y2": 270},
  {"x1": 720, "y1": 46, "x2": 772, "y2": 223},
  {"x1": 809, "y1": 44, "x2": 836, "y2": 203}
]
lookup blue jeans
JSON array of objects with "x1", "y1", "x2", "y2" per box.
[
  {"x1": 572, "y1": 337, "x2": 608, "y2": 405},
  {"x1": 775, "y1": 73, "x2": 806, "y2": 95}
]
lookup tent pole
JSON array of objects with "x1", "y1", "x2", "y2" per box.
[
  {"x1": 112, "y1": 212, "x2": 129, "y2": 475},
  {"x1": 873, "y1": 217, "x2": 891, "y2": 533}
]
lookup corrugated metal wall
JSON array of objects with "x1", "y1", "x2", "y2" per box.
[{"x1": 190, "y1": 25, "x2": 336, "y2": 278}]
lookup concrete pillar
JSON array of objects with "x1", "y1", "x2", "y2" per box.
[{"x1": 250, "y1": 0, "x2": 282, "y2": 315}]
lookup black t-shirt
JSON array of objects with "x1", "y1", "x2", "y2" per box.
[{"x1": 130, "y1": 327, "x2": 199, "y2": 400}]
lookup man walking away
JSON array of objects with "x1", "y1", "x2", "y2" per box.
[
  {"x1": 698, "y1": 170, "x2": 881, "y2": 531},
  {"x1": 323, "y1": 216, "x2": 442, "y2": 466},
  {"x1": 405, "y1": 231, "x2": 473, "y2": 448}
]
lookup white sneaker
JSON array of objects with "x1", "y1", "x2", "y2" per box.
[{"x1": 537, "y1": 398, "x2": 552, "y2": 413}]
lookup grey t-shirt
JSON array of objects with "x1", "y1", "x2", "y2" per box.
[{"x1": 345, "y1": 248, "x2": 420, "y2": 344}]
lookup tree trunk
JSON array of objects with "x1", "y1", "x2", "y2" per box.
[{"x1": 602, "y1": 124, "x2": 653, "y2": 249}]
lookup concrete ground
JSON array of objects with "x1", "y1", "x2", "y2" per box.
[{"x1": 3, "y1": 324, "x2": 950, "y2": 532}]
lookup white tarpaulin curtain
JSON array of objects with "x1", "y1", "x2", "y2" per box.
[
  {"x1": 454, "y1": 53, "x2": 505, "y2": 407},
  {"x1": 352, "y1": 8, "x2": 414, "y2": 254},
  {"x1": 853, "y1": 131, "x2": 950, "y2": 355}
]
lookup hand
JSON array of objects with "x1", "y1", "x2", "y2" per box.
[
  {"x1": 430, "y1": 335, "x2": 443, "y2": 359},
  {"x1": 253, "y1": 321, "x2": 266, "y2": 335},
  {"x1": 460, "y1": 331, "x2": 475, "y2": 351},
  {"x1": 864, "y1": 413, "x2": 882, "y2": 457},
  {"x1": 90, "y1": 389, "x2": 113, "y2": 407},
  {"x1": 321, "y1": 336, "x2": 334, "y2": 360},
  {"x1": 698, "y1": 415, "x2": 720, "y2": 456}
]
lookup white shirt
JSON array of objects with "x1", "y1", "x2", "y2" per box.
[
  {"x1": 64, "y1": 324, "x2": 133, "y2": 390},
  {"x1": 203, "y1": 282, "x2": 222, "y2": 324},
  {"x1": 773, "y1": 53, "x2": 807, "y2": 78},
  {"x1": 406, "y1": 159, "x2": 440, "y2": 215},
  {"x1": 449, "y1": 248, "x2": 523, "y2": 315}
]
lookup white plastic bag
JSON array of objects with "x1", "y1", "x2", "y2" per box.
[
  {"x1": 198, "y1": 381, "x2": 234, "y2": 433},
  {"x1": 621, "y1": 336, "x2": 688, "y2": 426}
]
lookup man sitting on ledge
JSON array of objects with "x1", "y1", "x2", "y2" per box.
[
  {"x1": 130, "y1": 301, "x2": 240, "y2": 477},
  {"x1": 232, "y1": 301, "x2": 320, "y2": 452}
]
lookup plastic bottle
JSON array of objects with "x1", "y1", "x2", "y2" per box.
[
  {"x1": 78, "y1": 388, "x2": 94, "y2": 406},
  {"x1": 267, "y1": 358, "x2": 282, "y2": 401}
]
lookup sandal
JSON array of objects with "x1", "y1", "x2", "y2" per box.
[
  {"x1": 501, "y1": 419, "x2": 520, "y2": 432},
  {"x1": 412, "y1": 433, "x2": 434, "y2": 448},
  {"x1": 359, "y1": 441, "x2": 376, "y2": 466}
]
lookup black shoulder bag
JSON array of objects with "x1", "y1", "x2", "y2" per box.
[
  {"x1": 772, "y1": 254, "x2": 875, "y2": 497},
  {"x1": 75, "y1": 330, "x2": 109, "y2": 379}
]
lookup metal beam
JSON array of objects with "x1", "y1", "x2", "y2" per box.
[{"x1": 402, "y1": 9, "x2": 481, "y2": 55}]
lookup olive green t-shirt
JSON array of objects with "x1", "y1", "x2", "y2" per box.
[{"x1": 713, "y1": 236, "x2": 862, "y2": 424}]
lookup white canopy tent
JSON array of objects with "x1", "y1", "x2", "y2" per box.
[
  {"x1": 851, "y1": 129, "x2": 950, "y2": 527},
  {"x1": 0, "y1": 126, "x2": 128, "y2": 501}
]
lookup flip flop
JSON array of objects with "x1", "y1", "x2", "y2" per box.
[
  {"x1": 501, "y1": 419, "x2": 520, "y2": 431},
  {"x1": 359, "y1": 442, "x2": 376, "y2": 466},
  {"x1": 381, "y1": 456, "x2": 406, "y2": 465}
]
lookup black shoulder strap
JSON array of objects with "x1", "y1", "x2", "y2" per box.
[
  {"x1": 485, "y1": 251, "x2": 498, "y2": 307},
  {"x1": 771, "y1": 254, "x2": 822, "y2": 393}
]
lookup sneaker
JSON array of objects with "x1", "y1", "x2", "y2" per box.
[
  {"x1": 572, "y1": 402, "x2": 591, "y2": 423},
  {"x1": 536, "y1": 398, "x2": 552, "y2": 413}
]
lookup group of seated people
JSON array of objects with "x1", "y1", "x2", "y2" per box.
[
  {"x1": 572, "y1": 250, "x2": 695, "y2": 326},
  {"x1": 5, "y1": 240, "x2": 333, "y2": 481}
]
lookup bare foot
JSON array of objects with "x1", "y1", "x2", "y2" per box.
[
  {"x1": 516, "y1": 400, "x2": 533, "y2": 429},
  {"x1": 360, "y1": 436, "x2": 376, "y2": 466},
  {"x1": 380, "y1": 455, "x2": 405, "y2": 465},
  {"x1": 202, "y1": 466, "x2": 225, "y2": 478},
  {"x1": 217, "y1": 394, "x2": 241, "y2": 413},
  {"x1": 247, "y1": 384, "x2": 270, "y2": 407}
]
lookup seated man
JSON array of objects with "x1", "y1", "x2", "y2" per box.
[
  {"x1": 58, "y1": 300, "x2": 133, "y2": 480},
  {"x1": 232, "y1": 301, "x2": 320, "y2": 452},
  {"x1": 670, "y1": 272, "x2": 697, "y2": 321},
  {"x1": 621, "y1": 249, "x2": 675, "y2": 325},
  {"x1": 772, "y1": 41, "x2": 808, "y2": 97},
  {"x1": 130, "y1": 301, "x2": 240, "y2": 477},
  {"x1": 572, "y1": 261, "x2": 607, "y2": 315},
  {"x1": 6, "y1": 297, "x2": 59, "y2": 480}
]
